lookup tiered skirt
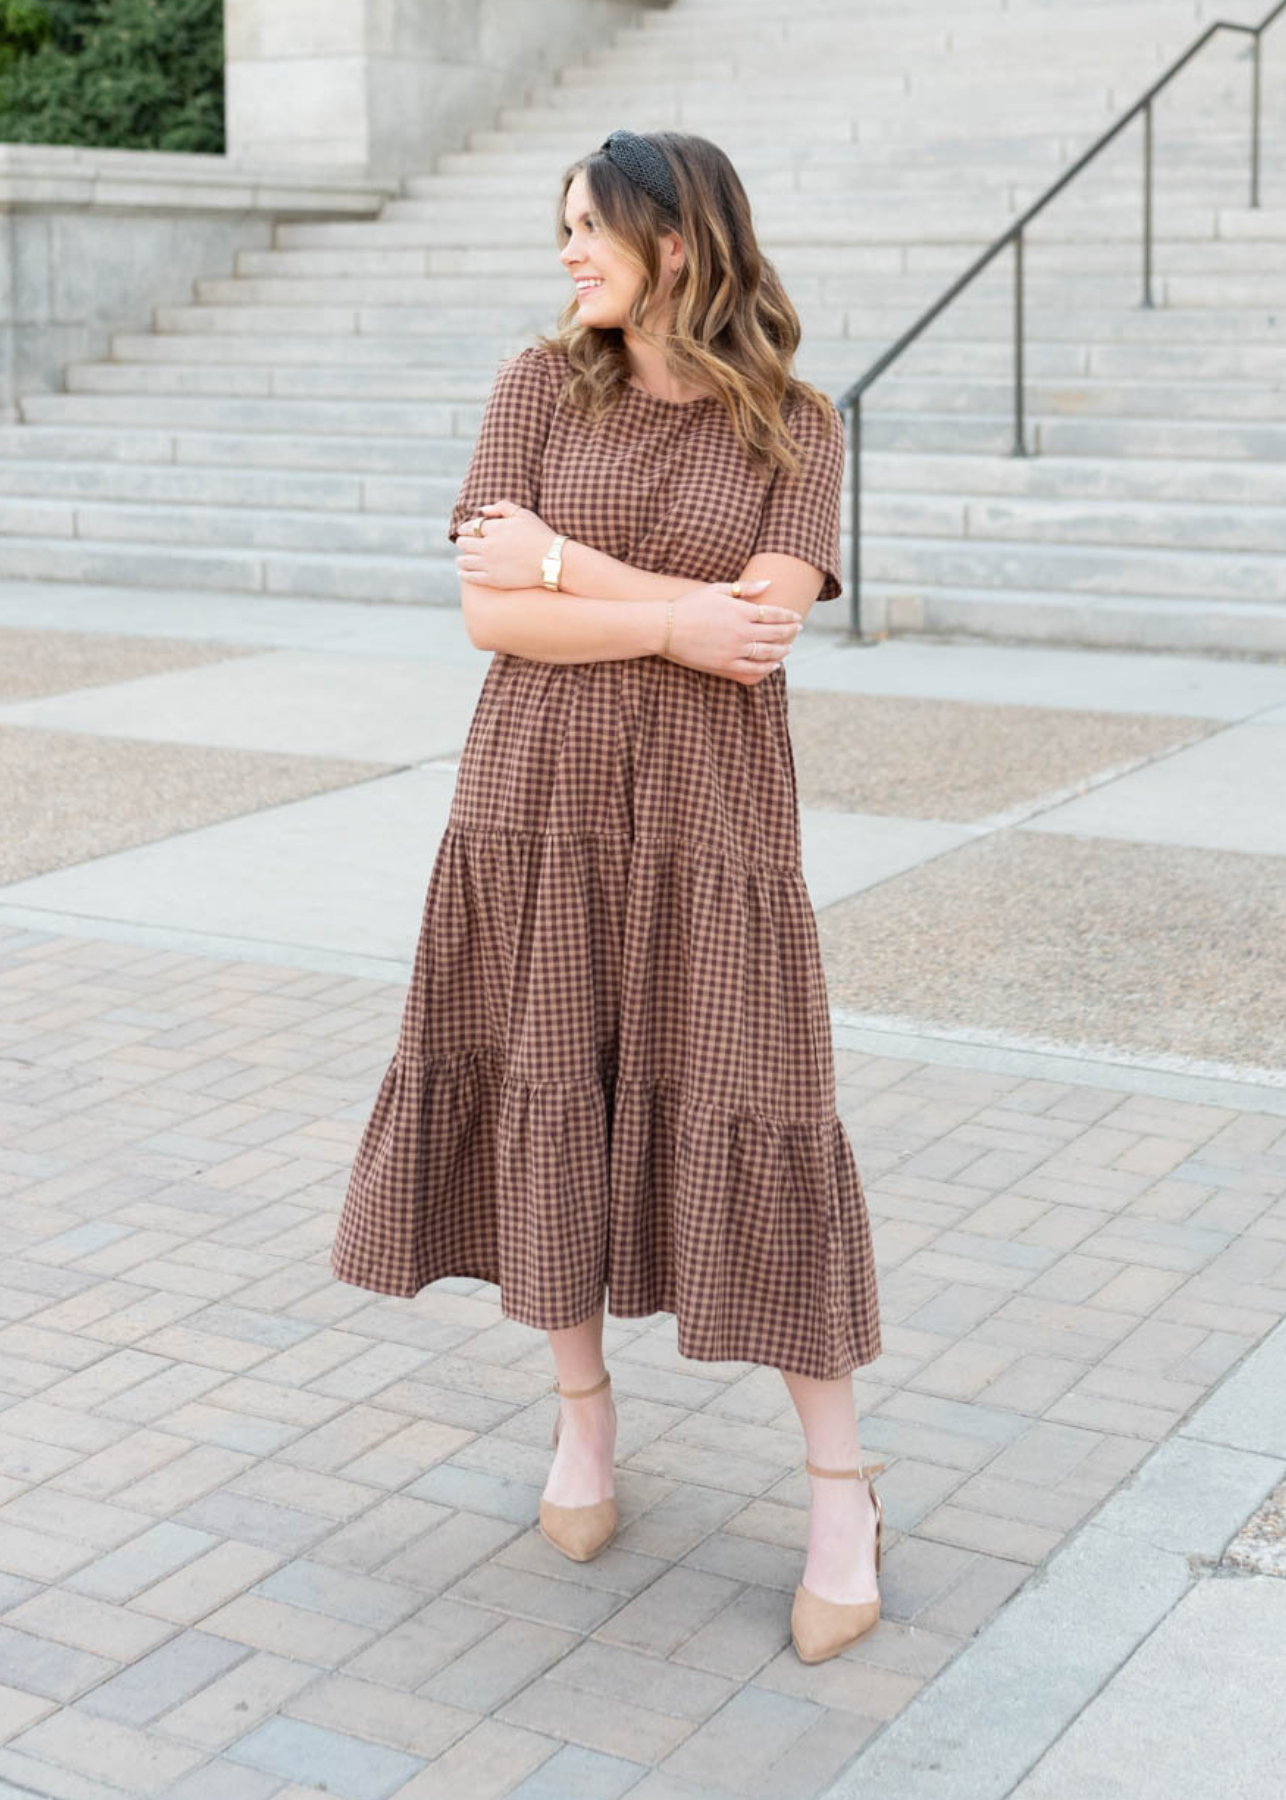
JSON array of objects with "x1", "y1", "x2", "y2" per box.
[{"x1": 330, "y1": 651, "x2": 881, "y2": 1380}]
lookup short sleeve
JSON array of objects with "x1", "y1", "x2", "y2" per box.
[
  {"x1": 447, "y1": 346, "x2": 556, "y2": 543},
  {"x1": 752, "y1": 393, "x2": 846, "y2": 601}
]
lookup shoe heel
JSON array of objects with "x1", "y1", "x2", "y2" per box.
[
  {"x1": 539, "y1": 1369, "x2": 617, "y2": 1563},
  {"x1": 791, "y1": 1457, "x2": 886, "y2": 1664}
]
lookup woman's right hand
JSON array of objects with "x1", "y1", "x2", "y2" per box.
[{"x1": 662, "y1": 580, "x2": 803, "y2": 684}]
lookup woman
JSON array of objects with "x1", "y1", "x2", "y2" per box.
[{"x1": 331, "y1": 128, "x2": 885, "y2": 1664}]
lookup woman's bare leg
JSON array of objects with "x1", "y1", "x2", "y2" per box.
[
  {"x1": 779, "y1": 1369, "x2": 880, "y2": 1604},
  {"x1": 542, "y1": 1296, "x2": 617, "y2": 1507}
]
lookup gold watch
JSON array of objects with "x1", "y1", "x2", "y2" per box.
[{"x1": 540, "y1": 533, "x2": 569, "y2": 591}]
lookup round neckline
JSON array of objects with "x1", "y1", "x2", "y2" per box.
[{"x1": 623, "y1": 378, "x2": 717, "y2": 409}]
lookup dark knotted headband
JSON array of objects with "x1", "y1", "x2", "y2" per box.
[{"x1": 600, "y1": 129, "x2": 679, "y2": 217}]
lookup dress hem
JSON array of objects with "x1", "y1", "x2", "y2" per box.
[{"x1": 327, "y1": 1252, "x2": 882, "y2": 1381}]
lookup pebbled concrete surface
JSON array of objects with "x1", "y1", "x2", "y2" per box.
[
  {"x1": 0, "y1": 724, "x2": 392, "y2": 884},
  {"x1": 0, "y1": 626, "x2": 260, "y2": 701},
  {"x1": 815, "y1": 829, "x2": 1286, "y2": 1075},
  {"x1": 787, "y1": 688, "x2": 1218, "y2": 823}
]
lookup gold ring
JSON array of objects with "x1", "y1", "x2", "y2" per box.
[{"x1": 731, "y1": 581, "x2": 742, "y2": 598}]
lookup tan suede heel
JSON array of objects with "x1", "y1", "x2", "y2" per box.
[
  {"x1": 537, "y1": 1369, "x2": 618, "y2": 1562},
  {"x1": 790, "y1": 1458, "x2": 886, "y2": 1664}
]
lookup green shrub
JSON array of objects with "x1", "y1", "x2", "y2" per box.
[{"x1": 0, "y1": 0, "x2": 224, "y2": 153}]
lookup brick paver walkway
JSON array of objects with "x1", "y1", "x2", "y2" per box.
[{"x1": 1, "y1": 927, "x2": 1283, "y2": 1800}]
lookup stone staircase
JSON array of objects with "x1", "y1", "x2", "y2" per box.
[{"x1": 1, "y1": 0, "x2": 1283, "y2": 654}]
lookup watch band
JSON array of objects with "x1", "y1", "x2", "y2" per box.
[{"x1": 541, "y1": 533, "x2": 569, "y2": 592}]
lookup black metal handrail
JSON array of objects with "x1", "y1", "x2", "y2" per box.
[{"x1": 837, "y1": 0, "x2": 1286, "y2": 641}]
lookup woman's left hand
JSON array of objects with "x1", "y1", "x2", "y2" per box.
[{"x1": 455, "y1": 500, "x2": 557, "y2": 588}]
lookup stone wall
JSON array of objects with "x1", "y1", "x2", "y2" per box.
[
  {"x1": 224, "y1": 0, "x2": 662, "y2": 180},
  {"x1": 0, "y1": 146, "x2": 393, "y2": 420}
]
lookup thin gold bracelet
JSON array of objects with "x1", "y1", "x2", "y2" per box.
[{"x1": 660, "y1": 599, "x2": 675, "y2": 658}]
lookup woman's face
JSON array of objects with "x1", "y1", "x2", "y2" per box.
[{"x1": 558, "y1": 168, "x2": 680, "y2": 331}]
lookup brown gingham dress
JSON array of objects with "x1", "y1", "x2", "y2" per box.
[{"x1": 330, "y1": 342, "x2": 882, "y2": 1379}]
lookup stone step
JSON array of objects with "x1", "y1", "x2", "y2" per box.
[
  {"x1": 111, "y1": 332, "x2": 527, "y2": 367},
  {"x1": 396, "y1": 162, "x2": 1286, "y2": 204},
  {"x1": 147, "y1": 301, "x2": 1286, "y2": 343},
  {"x1": 630, "y1": 3, "x2": 1227, "y2": 34},
  {"x1": 859, "y1": 448, "x2": 1286, "y2": 508},
  {"x1": 1033, "y1": 414, "x2": 1286, "y2": 459},
  {"x1": 865, "y1": 531, "x2": 1286, "y2": 603},
  {"x1": 58, "y1": 362, "x2": 1286, "y2": 422},
  {"x1": 2, "y1": 512, "x2": 1277, "y2": 616},
  {"x1": 112, "y1": 332, "x2": 518, "y2": 366},
  {"x1": 458, "y1": 124, "x2": 1271, "y2": 159},
  {"x1": 868, "y1": 375, "x2": 1286, "y2": 423},
  {"x1": 266, "y1": 208, "x2": 1271, "y2": 256},
  {"x1": 202, "y1": 250, "x2": 1286, "y2": 302},
  {"x1": 864, "y1": 409, "x2": 1286, "y2": 459},
  {"x1": 631, "y1": 0, "x2": 1222, "y2": 22},
  {"x1": 4, "y1": 479, "x2": 1277, "y2": 562},
  {"x1": 0, "y1": 494, "x2": 444, "y2": 556},
  {"x1": 261, "y1": 228, "x2": 1282, "y2": 270},
  {"x1": 575, "y1": 32, "x2": 1219, "y2": 61},
  {"x1": 0, "y1": 430, "x2": 1275, "y2": 515},
  {"x1": 432, "y1": 134, "x2": 1286, "y2": 176},
  {"x1": 230, "y1": 241, "x2": 1075, "y2": 279},
  {"x1": 1167, "y1": 275, "x2": 1286, "y2": 305},
  {"x1": 189, "y1": 272, "x2": 1204, "y2": 309},
  {"x1": 27, "y1": 370, "x2": 1286, "y2": 427},
  {"x1": 0, "y1": 458, "x2": 373, "y2": 509},
  {"x1": 856, "y1": 583, "x2": 1286, "y2": 658},
  {"x1": 14, "y1": 392, "x2": 465, "y2": 435},
  {"x1": 0, "y1": 534, "x2": 440, "y2": 602},
  {"x1": 104, "y1": 332, "x2": 1286, "y2": 383},
  {"x1": 184, "y1": 266, "x2": 1286, "y2": 317},
  {"x1": 491, "y1": 99, "x2": 1247, "y2": 139},
  {"x1": 904, "y1": 242, "x2": 1286, "y2": 275},
  {"x1": 19, "y1": 394, "x2": 1283, "y2": 462},
  {"x1": 0, "y1": 426, "x2": 178, "y2": 466},
  {"x1": 580, "y1": 47, "x2": 1247, "y2": 75},
  {"x1": 594, "y1": 43, "x2": 1236, "y2": 77},
  {"x1": 522, "y1": 68, "x2": 1244, "y2": 109},
  {"x1": 63, "y1": 363, "x2": 499, "y2": 400},
  {"x1": 864, "y1": 491, "x2": 1286, "y2": 554},
  {"x1": 811, "y1": 307, "x2": 1286, "y2": 344},
  {"x1": 637, "y1": 17, "x2": 1211, "y2": 40},
  {"x1": 534, "y1": 69, "x2": 916, "y2": 101},
  {"x1": 0, "y1": 425, "x2": 469, "y2": 474},
  {"x1": 372, "y1": 195, "x2": 1230, "y2": 240}
]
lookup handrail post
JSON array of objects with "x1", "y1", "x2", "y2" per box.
[
  {"x1": 1142, "y1": 96, "x2": 1155, "y2": 307},
  {"x1": 1251, "y1": 28, "x2": 1263, "y2": 206},
  {"x1": 848, "y1": 396, "x2": 862, "y2": 639},
  {"x1": 1013, "y1": 228, "x2": 1027, "y2": 456}
]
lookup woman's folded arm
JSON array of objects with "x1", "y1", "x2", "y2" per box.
[
  {"x1": 560, "y1": 541, "x2": 822, "y2": 624},
  {"x1": 558, "y1": 538, "x2": 695, "y2": 602},
  {"x1": 462, "y1": 581, "x2": 670, "y2": 664}
]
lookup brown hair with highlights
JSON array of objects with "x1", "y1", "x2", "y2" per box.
[{"x1": 532, "y1": 130, "x2": 838, "y2": 477}]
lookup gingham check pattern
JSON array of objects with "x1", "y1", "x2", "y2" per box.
[{"x1": 330, "y1": 345, "x2": 881, "y2": 1379}]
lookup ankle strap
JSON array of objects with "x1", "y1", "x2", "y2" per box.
[
  {"x1": 552, "y1": 1370, "x2": 611, "y2": 1399},
  {"x1": 806, "y1": 1458, "x2": 886, "y2": 1479}
]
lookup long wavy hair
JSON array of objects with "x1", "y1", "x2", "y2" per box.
[{"x1": 531, "y1": 131, "x2": 835, "y2": 477}]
